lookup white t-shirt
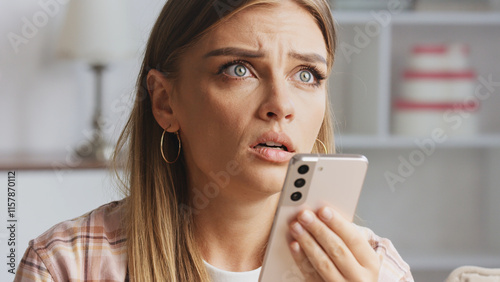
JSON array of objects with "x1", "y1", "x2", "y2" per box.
[{"x1": 204, "y1": 260, "x2": 262, "y2": 282}]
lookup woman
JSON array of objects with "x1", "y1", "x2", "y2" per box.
[{"x1": 15, "y1": 0, "x2": 413, "y2": 281}]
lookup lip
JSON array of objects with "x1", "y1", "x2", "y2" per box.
[{"x1": 249, "y1": 131, "x2": 295, "y2": 163}]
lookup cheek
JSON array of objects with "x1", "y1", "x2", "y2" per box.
[
  {"x1": 176, "y1": 85, "x2": 248, "y2": 157},
  {"x1": 301, "y1": 93, "x2": 326, "y2": 123},
  {"x1": 311, "y1": 108, "x2": 326, "y2": 138},
  {"x1": 197, "y1": 79, "x2": 259, "y2": 132},
  {"x1": 201, "y1": 95, "x2": 248, "y2": 133},
  {"x1": 177, "y1": 76, "x2": 253, "y2": 125},
  {"x1": 298, "y1": 95, "x2": 326, "y2": 148}
]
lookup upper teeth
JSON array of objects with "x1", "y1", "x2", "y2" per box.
[{"x1": 265, "y1": 141, "x2": 283, "y2": 147}]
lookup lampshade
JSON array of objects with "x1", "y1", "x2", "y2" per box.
[{"x1": 57, "y1": 0, "x2": 138, "y2": 65}]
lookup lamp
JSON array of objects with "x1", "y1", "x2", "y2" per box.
[{"x1": 57, "y1": 0, "x2": 137, "y2": 162}]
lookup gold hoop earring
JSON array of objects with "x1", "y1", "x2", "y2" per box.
[
  {"x1": 161, "y1": 130, "x2": 181, "y2": 164},
  {"x1": 316, "y1": 138, "x2": 328, "y2": 154}
]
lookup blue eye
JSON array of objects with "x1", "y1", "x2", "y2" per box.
[
  {"x1": 226, "y1": 64, "x2": 251, "y2": 78},
  {"x1": 292, "y1": 66, "x2": 326, "y2": 88},
  {"x1": 299, "y1": 70, "x2": 313, "y2": 83}
]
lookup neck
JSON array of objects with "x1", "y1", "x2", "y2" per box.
[{"x1": 191, "y1": 185, "x2": 280, "y2": 272}]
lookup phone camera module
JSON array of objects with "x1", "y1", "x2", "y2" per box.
[
  {"x1": 294, "y1": 178, "x2": 306, "y2": 188},
  {"x1": 290, "y1": 192, "x2": 302, "y2": 202},
  {"x1": 298, "y1": 165, "x2": 309, "y2": 174}
]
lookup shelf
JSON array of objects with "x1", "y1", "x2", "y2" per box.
[
  {"x1": 334, "y1": 134, "x2": 500, "y2": 149},
  {"x1": 0, "y1": 152, "x2": 109, "y2": 171},
  {"x1": 330, "y1": 9, "x2": 500, "y2": 279},
  {"x1": 392, "y1": 12, "x2": 500, "y2": 25},
  {"x1": 333, "y1": 11, "x2": 500, "y2": 25}
]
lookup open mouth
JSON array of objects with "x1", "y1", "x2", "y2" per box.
[{"x1": 253, "y1": 141, "x2": 289, "y2": 152}]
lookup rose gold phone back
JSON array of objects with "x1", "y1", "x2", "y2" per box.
[{"x1": 259, "y1": 154, "x2": 368, "y2": 282}]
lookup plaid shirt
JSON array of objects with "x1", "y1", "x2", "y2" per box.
[
  {"x1": 15, "y1": 200, "x2": 413, "y2": 281},
  {"x1": 15, "y1": 201, "x2": 128, "y2": 282}
]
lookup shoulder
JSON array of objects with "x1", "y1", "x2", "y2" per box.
[
  {"x1": 355, "y1": 225, "x2": 414, "y2": 282},
  {"x1": 15, "y1": 200, "x2": 128, "y2": 282}
]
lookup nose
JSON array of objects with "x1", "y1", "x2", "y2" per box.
[{"x1": 258, "y1": 80, "x2": 295, "y2": 122}]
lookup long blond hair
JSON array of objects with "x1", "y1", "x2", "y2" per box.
[{"x1": 113, "y1": 0, "x2": 336, "y2": 280}]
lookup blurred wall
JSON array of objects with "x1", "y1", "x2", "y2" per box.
[
  {"x1": 0, "y1": 0, "x2": 166, "y2": 154},
  {"x1": 0, "y1": 1, "x2": 165, "y2": 279}
]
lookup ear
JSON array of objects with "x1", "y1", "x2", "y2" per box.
[{"x1": 147, "y1": 69, "x2": 180, "y2": 132}]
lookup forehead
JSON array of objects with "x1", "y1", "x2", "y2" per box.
[{"x1": 197, "y1": 1, "x2": 327, "y2": 58}]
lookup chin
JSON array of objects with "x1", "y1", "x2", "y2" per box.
[{"x1": 254, "y1": 166, "x2": 288, "y2": 195}]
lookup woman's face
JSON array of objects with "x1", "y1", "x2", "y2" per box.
[{"x1": 170, "y1": 0, "x2": 328, "y2": 195}]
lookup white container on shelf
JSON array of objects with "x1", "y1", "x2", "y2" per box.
[
  {"x1": 392, "y1": 99, "x2": 479, "y2": 137},
  {"x1": 408, "y1": 43, "x2": 470, "y2": 71},
  {"x1": 408, "y1": 45, "x2": 449, "y2": 71},
  {"x1": 401, "y1": 70, "x2": 476, "y2": 102},
  {"x1": 394, "y1": 43, "x2": 479, "y2": 137},
  {"x1": 447, "y1": 43, "x2": 470, "y2": 70}
]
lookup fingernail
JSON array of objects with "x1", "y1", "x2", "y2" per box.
[
  {"x1": 299, "y1": 210, "x2": 314, "y2": 225},
  {"x1": 291, "y1": 222, "x2": 304, "y2": 235},
  {"x1": 320, "y1": 207, "x2": 333, "y2": 221},
  {"x1": 291, "y1": 241, "x2": 300, "y2": 253}
]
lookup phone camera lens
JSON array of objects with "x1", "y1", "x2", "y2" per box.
[
  {"x1": 290, "y1": 192, "x2": 302, "y2": 202},
  {"x1": 294, "y1": 178, "x2": 306, "y2": 188},
  {"x1": 298, "y1": 165, "x2": 309, "y2": 174}
]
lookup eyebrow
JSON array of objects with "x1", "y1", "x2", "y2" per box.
[
  {"x1": 203, "y1": 47, "x2": 264, "y2": 59},
  {"x1": 203, "y1": 47, "x2": 327, "y2": 65},
  {"x1": 289, "y1": 51, "x2": 327, "y2": 65}
]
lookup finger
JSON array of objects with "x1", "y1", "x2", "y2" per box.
[
  {"x1": 289, "y1": 241, "x2": 322, "y2": 281},
  {"x1": 290, "y1": 220, "x2": 344, "y2": 281},
  {"x1": 297, "y1": 210, "x2": 361, "y2": 279},
  {"x1": 317, "y1": 207, "x2": 379, "y2": 269}
]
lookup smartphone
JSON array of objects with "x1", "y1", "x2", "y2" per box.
[{"x1": 259, "y1": 154, "x2": 368, "y2": 282}]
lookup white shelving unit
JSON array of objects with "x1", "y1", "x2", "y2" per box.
[{"x1": 329, "y1": 10, "x2": 500, "y2": 281}]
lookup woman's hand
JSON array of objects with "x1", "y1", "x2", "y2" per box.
[{"x1": 289, "y1": 207, "x2": 381, "y2": 282}]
